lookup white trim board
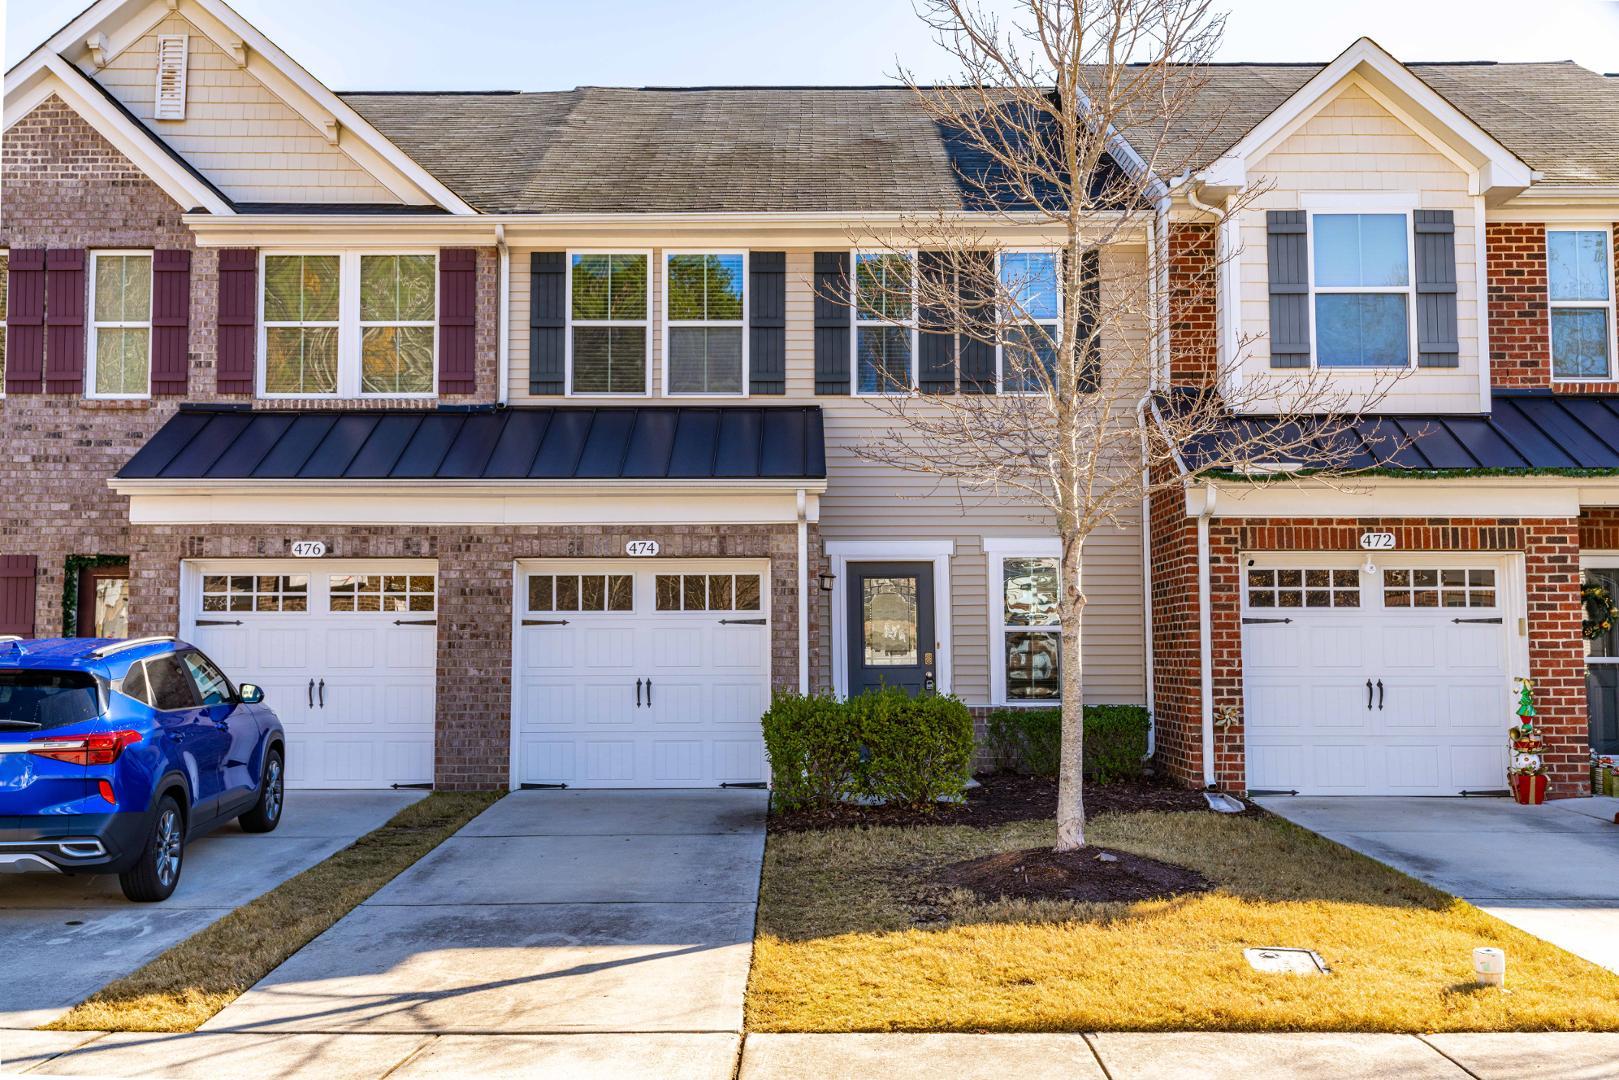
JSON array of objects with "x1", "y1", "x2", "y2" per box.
[{"x1": 826, "y1": 541, "x2": 953, "y2": 699}]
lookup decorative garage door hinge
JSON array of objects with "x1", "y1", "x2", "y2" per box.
[
  {"x1": 195, "y1": 619, "x2": 243, "y2": 626},
  {"x1": 718, "y1": 618, "x2": 767, "y2": 625},
  {"x1": 1241, "y1": 617, "x2": 1293, "y2": 625},
  {"x1": 392, "y1": 618, "x2": 437, "y2": 626},
  {"x1": 1452, "y1": 616, "x2": 1503, "y2": 624},
  {"x1": 522, "y1": 618, "x2": 570, "y2": 626}
]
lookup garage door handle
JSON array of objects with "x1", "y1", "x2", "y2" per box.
[
  {"x1": 318, "y1": 679, "x2": 325, "y2": 708},
  {"x1": 646, "y1": 678, "x2": 652, "y2": 707},
  {"x1": 308, "y1": 678, "x2": 315, "y2": 708},
  {"x1": 1377, "y1": 679, "x2": 1384, "y2": 710},
  {"x1": 1366, "y1": 679, "x2": 1373, "y2": 710},
  {"x1": 636, "y1": 678, "x2": 642, "y2": 708}
]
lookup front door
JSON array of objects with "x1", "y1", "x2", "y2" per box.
[
  {"x1": 1588, "y1": 564, "x2": 1619, "y2": 757},
  {"x1": 846, "y1": 562, "x2": 936, "y2": 696},
  {"x1": 76, "y1": 562, "x2": 129, "y2": 638}
]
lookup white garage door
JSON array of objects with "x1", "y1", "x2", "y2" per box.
[
  {"x1": 515, "y1": 559, "x2": 772, "y2": 788},
  {"x1": 184, "y1": 560, "x2": 438, "y2": 789},
  {"x1": 1243, "y1": 556, "x2": 1514, "y2": 796}
]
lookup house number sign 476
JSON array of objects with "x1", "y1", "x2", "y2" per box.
[
  {"x1": 291, "y1": 540, "x2": 327, "y2": 558},
  {"x1": 1359, "y1": 532, "x2": 1396, "y2": 551}
]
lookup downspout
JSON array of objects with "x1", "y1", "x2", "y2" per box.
[
  {"x1": 796, "y1": 488, "x2": 809, "y2": 694},
  {"x1": 495, "y1": 224, "x2": 510, "y2": 406},
  {"x1": 1137, "y1": 191, "x2": 1171, "y2": 759},
  {"x1": 1195, "y1": 481, "x2": 1218, "y2": 789}
]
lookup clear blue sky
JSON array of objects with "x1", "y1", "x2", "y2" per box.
[{"x1": 8, "y1": 0, "x2": 1619, "y2": 87}]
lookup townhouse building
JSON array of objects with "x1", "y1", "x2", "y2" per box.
[{"x1": 4, "y1": 0, "x2": 1618, "y2": 798}]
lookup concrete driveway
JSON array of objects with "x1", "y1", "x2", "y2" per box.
[
  {"x1": 1260, "y1": 795, "x2": 1619, "y2": 972},
  {"x1": 0, "y1": 790, "x2": 424, "y2": 1029}
]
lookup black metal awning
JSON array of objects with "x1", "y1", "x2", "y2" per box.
[{"x1": 118, "y1": 405, "x2": 826, "y2": 482}]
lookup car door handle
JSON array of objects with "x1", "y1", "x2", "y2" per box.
[
  {"x1": 308, "y1": 679, "x2": 315, "y2": 708},
  {"x1": 1366, "y1": 679, "x2": 1373, "y2": 711},
  {"x1": 1377, "y1": 680, "x2": 1384, "y2": 710},
  {"x1": 636, "y1": 678, "x2": 642, "y2": 708},
  {"x1": 318, "y1": 679, "x2": 325, "y2": 709}
]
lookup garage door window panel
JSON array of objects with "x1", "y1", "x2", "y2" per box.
[
  {"x1": 329, "y1": 574, "x2": 436, "y2": 613},
  {"x1": 1246, "y1": 567, "x2": 1360, "y2": 609},
  {"x1": 655, "y1": 573, "x2": 762, "y2": 612},
  {"x1": 528, "y1": 573, "x2": 633, "y2": 613},
  {"x1": 1383, "y1": 567, "x2": 1494, "y2": 609},
  {"x1": 202, "y1": 574, "x2": 308, "y2": 613}
]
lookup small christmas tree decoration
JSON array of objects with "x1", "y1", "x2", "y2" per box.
[{"x1": 1508, "y1": 678, "x2": 1547, "y2": 805}]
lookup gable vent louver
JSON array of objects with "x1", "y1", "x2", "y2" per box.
[{"x1": 153, "y1": 35, "x2": 189, "y2": 120}]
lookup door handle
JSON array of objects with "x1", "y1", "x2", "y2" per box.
[
  {"x1": 308, "y1": 679, "x2": 315, "y2": 708},
  {"x1": 1377, "y1": 679, "x2": 1384, "y2": 710},
  {"x1": 1366, "y1": 679, "x2": 1373, "y2": 711},
  {"x1": 318, "y1": 678, "x2": 325, "y2": 709},
  {"x1": 646, "y1": 678, "x2": 652, "y2": 707},
  {"x1": 636, "y1": 678, "x2": 642, "y2": 708}
]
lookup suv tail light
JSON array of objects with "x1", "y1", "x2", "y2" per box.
[{"x1": 29, "y1": 730, "x2": 144, "y2": 766}]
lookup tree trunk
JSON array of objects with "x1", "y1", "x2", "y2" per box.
[{"x1": 1054, "y1": 539, "x2": 1087, "y2": 851}]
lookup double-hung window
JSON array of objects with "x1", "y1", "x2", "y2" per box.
[
  {"x1": 853, "y1": 251, "x2": 916, "y2": 394},
  {"x1": 89, "y1": 251, "x2": 153, "y2": 398},
  {"x1": 999, "y1": 250, "x2": 1061, "y2": 392},
  {"x1": 1310, "y1": 213, "x2": 1413, "y2": 367},
  {"x1": 664, "y1": 252, "x2": 745, "y2": 395},
  {"x1": 569, "y1": 252, "x2": 649, "y2": 395},
  {"x1": 261, "y1": 252, "x2": 436, "y2": 398},
  {"x1": 1548, "y1": 227, "x2": 1615, "y2": 380},
  {"x1": 987, "y1": 541, "x2": 1062, "y2": 704}
]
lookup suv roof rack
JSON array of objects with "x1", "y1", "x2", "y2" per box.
[
  {"x1": 87, "y1": 636, "x2": 176, "y2": 660},
  {"x1": 0, "y1": 635, "x2": 22, "y2": 643}
]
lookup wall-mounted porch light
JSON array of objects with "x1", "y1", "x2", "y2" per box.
[{"x1": 818, "y1": 570, "x2": 837, "y2": 592}]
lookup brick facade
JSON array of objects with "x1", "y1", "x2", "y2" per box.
[
  {"x1": 1168, "y1": 222, "x2": 1218, "y2": 385},
  {"x1": 126, "y1": 523, "x2": 817, "y2": 789},
  {"x1": 0, "y1": 95, "x2": 499, "y2": 639},
  {"x1": 1150, "y1": 513, "x2": 1591, "y2": 798},
  {"x1": 1581, "y1": 508, "x2": 1619, "y2": 551},
  {"x1": 1488, "y1": 221, "x2": 1619, "y2": 392}
]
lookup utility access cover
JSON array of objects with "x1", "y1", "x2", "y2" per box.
[{"x1": 1244, "y1": 947, "x2": 1329, "y2": 975}]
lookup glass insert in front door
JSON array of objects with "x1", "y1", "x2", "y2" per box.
[
  {"x1": 1588, "y1": 566, "x2": 1619, "y2": 756},
  {"x1": 847, "y1": 562, "x2": 935, "y2": 696}
]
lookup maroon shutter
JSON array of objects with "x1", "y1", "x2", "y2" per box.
[
  {"x1": 4, "y1": 250, "x2": 45, "y2": 394},
  {"x1": 44, "y1": 249, "x2": 85, "y2": 394},
  {"x1": 438, "y1": 248, "x2": 477, "y2": 395},
  {"x1": 151, "y1": 249, "x2": 192, "y2": 396},
  {"x1": 217, "y1": 248, "x2": 257, "y2": 394},
  {"x1": 0, "y1": 556, "x2": 36, "y2": 637}
]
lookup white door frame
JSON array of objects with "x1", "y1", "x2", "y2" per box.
[
  {"x1": 507, "y1": 556, "x2": 773, "y2": 790},
  {"x1": 825, "y1": 540, "x2": 953, "y2": 700}
]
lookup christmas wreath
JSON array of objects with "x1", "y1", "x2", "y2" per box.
[{"x1": 1584, "y1": 579, "x2": 1618, "y2": 640}]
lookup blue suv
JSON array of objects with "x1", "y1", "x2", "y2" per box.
[{"x1": 0, "y1": 636, "x2": 285, "y2": 902}]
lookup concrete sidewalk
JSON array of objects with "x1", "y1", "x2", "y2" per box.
[{"x1": 9, "y1": 1029, "x2": 1619, "y2": 1079}]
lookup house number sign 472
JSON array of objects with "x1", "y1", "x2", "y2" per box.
[{"x1": 1359, "y1": 532, "x2": 1396, "y2": 551}]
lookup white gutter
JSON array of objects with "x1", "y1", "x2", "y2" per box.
[
  {"x1": 496, "y1": 223, "x2": 510, "y2": 406},
  {"x1": 796, "y1": 488, "x2": 810, "y2": 694},
  {"x1": 1195, "y1": 481, "x2": 1218, "y2": 789}
]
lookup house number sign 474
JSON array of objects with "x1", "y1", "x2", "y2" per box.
[
  {"x1": 1359, "y1": 532, "x2": 1396, "y2": 551},
  {"x1": 625, "y1": 540, "x2": 661, "y2": 557}
]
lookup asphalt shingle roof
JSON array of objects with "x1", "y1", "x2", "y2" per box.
[{"x1": 337, "y1": 62, "x2": 1619, "y2": 214}]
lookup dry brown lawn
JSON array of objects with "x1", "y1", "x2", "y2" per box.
[
  {"x1": 747, "y1": 811, "x2": 1619, "y2": 1033},
  {"x1": 45, "y1": 790, "x2": 501, "y2": 1033}
]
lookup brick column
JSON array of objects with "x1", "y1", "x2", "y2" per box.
[{"x1": 1524, "y1": 519, "x2": 1587, "y2": 797}]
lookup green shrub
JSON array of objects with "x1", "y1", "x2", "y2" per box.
[
  {"x1": 985, "y1": 704, "x2": 1150, "y2": 784},
  {"x1": 852, "y1": 687, "x2": 975, "y2": 807},
  {"x1": 761, "y1": 691, "x2": 861, "y2": 811}
]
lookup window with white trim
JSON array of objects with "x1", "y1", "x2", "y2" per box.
[
  {"x1": 1310, "y1": 212, "x2": 1413, "y2": 368},
  {"x1": 664, "y1": 252, "x2": 745, "y2": 395},
  {"x1": 260, "y1": 252, "x2": 436, "y2": 398},
  {"x1": 999, "y1": 250, "x2": 1060, "y2": 392},
  {"x1": 987, "y1": 544, "x2": 1062, "y2": 703},
  {"x1": 1548, "y1": 227, "x2": 1614, "y2": 380},
  {"x1": 569, "y1": 252, "x2": 648, "y2": 394},
  {"x1": 853, "y1": 250, "x2": 915, "y2": 394},
  {"x1": 89, "y1": 251, "x2": 153, "y2": 398}
]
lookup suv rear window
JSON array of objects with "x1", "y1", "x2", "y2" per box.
[{"x1": 0, "y1": 671, "x2": 105, "y2": 730}]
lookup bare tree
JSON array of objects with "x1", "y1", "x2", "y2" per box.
[{"x1": 840, "y1": 0, "x2": 1408, "y2": 851}]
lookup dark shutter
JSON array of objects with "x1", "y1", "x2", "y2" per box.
[
  {"x1": 438, "y1": 248, "x2": 477, "y2": 394},
  {"x1": 216, "y1": 248, "x2": 257, "y2": 394},
  {"x1": 813, "y1": 251, "x2": 851, "y2": 395},
  {"x1": 44, "y1": 249, "x2": 85, "y2": 394},
  {"x1": 150, "y1": 249, "x2": 191, "y2": 396},
  {"x1": 528, "y1": 252, "x2": 566, "y2": 395},
  {"x1": 1266, "y1": 211, "x2": 1310, "y2": 369},
  {"x1": 4, "y1": 250, "x2": 46, "y2": 394},
  {"x1": 748, "y1": 251, "x2": 786, "y2": 394},
  {"x1": 1414, "y1": 210, "x2": 1459, "y2": 368},
  {"x1": 1077, "y1": 249, "x2": 1102, "y2": 393},
  {"x1": 917, "y1": 250, "x2": 956, "y2": 393},
  {"x1": 0, "y1": 556, "x2": 36, "y2": 637},
  {"x1": 959, "y1": 250, "x2": 996, "y2": 393}
]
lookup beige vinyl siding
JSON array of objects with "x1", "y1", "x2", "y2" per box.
[
  {"x1": 87, "y1": 14, "x2": 399, "y2": 204},
  {"x1": 510, "y1": 245, "x2": 1146, "y2": 707},
  {"x1": 1237, "y1": 81, "x2": 1482, "y2": 413}
]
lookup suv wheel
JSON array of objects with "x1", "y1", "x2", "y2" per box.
[
  {"x1": 119, "y1": 796, "x2": 184, "y2": 902},
  {"x1": 239, "y1": 747, "x2": 284, "y2": 833}
]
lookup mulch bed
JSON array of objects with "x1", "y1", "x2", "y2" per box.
[
  {"x1": 931, "y1": 844, "x2": 1213, "y2": 904},
  {"x1": 768, "y1": 772, "x2": 1251, "y2": 833}
]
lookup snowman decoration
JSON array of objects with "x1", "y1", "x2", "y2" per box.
[{"x1": 1508, "y1": 678, "x2": 1548, "y2": 805}]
